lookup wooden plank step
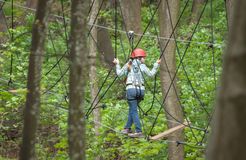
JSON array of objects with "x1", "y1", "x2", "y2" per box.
[{"x1": 149, "y1": 121, "x2": 188, "y2": 140}]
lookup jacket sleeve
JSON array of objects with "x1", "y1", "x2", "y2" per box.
[
  {"x1": 116, "y1": 63, "x2": 128, "y2": 77},
  {"x1": 141, "y1": 62, "x2": 160, "y2": 77}
]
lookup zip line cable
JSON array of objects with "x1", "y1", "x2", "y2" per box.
[
  {"x1": 0, "y1": 0, "x2": 223, "y2": 48},
  {"x1": 89, "y1": 23, "x2": 222, "y2": 47}
]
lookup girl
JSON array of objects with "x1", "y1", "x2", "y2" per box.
[{"x1": 113, "y1": 48, "x2": 161, "y2": 138}]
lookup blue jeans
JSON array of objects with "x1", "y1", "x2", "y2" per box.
[{"x1": 125, "y1": 88, "x2": 144, "y2": 133}]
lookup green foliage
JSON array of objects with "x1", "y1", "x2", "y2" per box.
[{"x1": 0, "y1": 0, "x2": 227, "y2": 159}]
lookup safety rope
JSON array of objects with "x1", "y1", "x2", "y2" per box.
[
  {"x1": 87, "y1": 0, "x2": 104, "y2": 38},
  {"x1": 0, "y1": 0, "x2": 223, "y2": 47},
  {"x1": 199, "y1": 0, "x2": 217, "y2": 145},
  {"x1": 0, "y1": 0, "x2": 223, "y2": 148},
  {"x1": 47, "y1": 29, "x2": 69, "y2": 96},
  {"x1": 134, "y1": 0, "x2": 162, "y2": 49},
  {"x1": 161, "y1": 0, "x2": 201, "y2": 143},
  {"x1": 148, "y1": 0, "x2": 210, "y2": 143},
  {"x1": 88, "y1": 0, "x2": 96, "y2": 15}
]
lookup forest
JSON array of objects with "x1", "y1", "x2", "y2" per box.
[{"x1": 1, "y1": 0, "x2": 245, "y2": 160}]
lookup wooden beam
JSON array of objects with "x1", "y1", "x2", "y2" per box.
[
  {"x1": 8, "y1": 88, "x2": 27, "y2": 93},
  {"x1": 149, "y1": 121, "x2": 188, "y2": 140}
]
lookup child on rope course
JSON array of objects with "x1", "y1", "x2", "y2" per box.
[{"x1": 113, "y1": 48, "x2": 161, "y2": 138}]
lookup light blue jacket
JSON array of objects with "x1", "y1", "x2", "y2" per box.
[{"x1": 116, "y1": 59, "x2": 160, "y2": 90}]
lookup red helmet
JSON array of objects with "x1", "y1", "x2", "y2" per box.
[{"x1": 131, "y1": 48, "x2": 146, "y2": 58}]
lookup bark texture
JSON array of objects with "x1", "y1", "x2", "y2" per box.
[
  {"x1": 158, "y1": 0, "x2": 184, "y2": 159},
  {"x1": 190, "y1": 0, "x2": 206, "y2": 24},
  {"x1": 20, "y1": 0, "x2": 53, "y2": 159},
  {"x1": 119, "y1": 0, "x2": 142, "y2": 39},
  {"x1": 68, "y1": 0, "x2": 89, "y2": 159},
  {"x1": 207, "y1": 0, "x2": 246, "y2": 159},
  {"x1": 88, "y1": 0, "x2": 101, "y2": 137}
]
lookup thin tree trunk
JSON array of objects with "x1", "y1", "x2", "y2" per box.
[
  {"x1": 158, "y1": 0, "x2": 184, "y2": 159},
  {"x1": 207, "y1": 0, "x2": 246, "y2": 159},
  {"x1": 190, "y1": 0, "x2": 206, "y2": 24},
  {"x1": 225, "y1": 0, "x2": 235, "y2": 30},
  {"x1": 97, "y1": 22, "x2": 115, "y2": 67},
  {"x1": 0, "y1": 3, "x2": 7, "y2": 32},
  {"x1": 97, "y1": 1, "x2": 115, "y2": 67},
  {"x1": 19, "y1": 0, "x2": 53, "y2": 159},
  {"x1": 89, "y1": 0, "x2": 100, "y2": 138},
  {"x1": 119, "y1": 0, "x2": 142, "y2": 40},
  {"x1": 89, "y1": 1, "x2": 101, "y2": 159},
  {"x1": 68, "y1": 0, "x2": 89, "y2": 159},
  {"x1": 26, "y1": 0, "x2": 38, "y2": 9},
  {"x1": 0, "y1": 3, "x2": 8, "y2": 44}
]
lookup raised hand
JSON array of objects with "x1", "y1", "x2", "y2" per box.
[{"x1": 113, "y1": 58, "x2": 119, "y2": 64}]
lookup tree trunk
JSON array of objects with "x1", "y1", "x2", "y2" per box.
[
  {"x1": 158, "y1": 0, "x2": 184, "y2": 159},
  {"x1": 68, "y1": 0, "x2": 89, "y2": 159},
  {"x1": 225, "y1": 0, "x2": 235, "y2": 29},
  {"x1": 119, "y1": 0, "x2": 142, "y2": 40},
  {"x1": 190, "y1": 0, "x2": 206, "y2": 24},
  {"x1": 89, "y1": 1, "x2": 101, "y2": 159},
  {"x1": 207, "y1": 0, "x2": 246, "y2": 159},
  {"x1": 26, "y1": 0, "x2": 38, "y2": 9},
  {"x1": 19, "y1": 0, "x2": 53, "y2": 159},
  {"x1": 97, "y1": 3, "x2": 115, "y2": 67},
  {"x1": 0, "y1": 3, "x2": 7, "y2": 44},
  {"x1": 0, "y1": 3, "x2": 7, "y2": 32},
  {"x1": 89, "y1": 0, "x2": 100, "y2": 138}
]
